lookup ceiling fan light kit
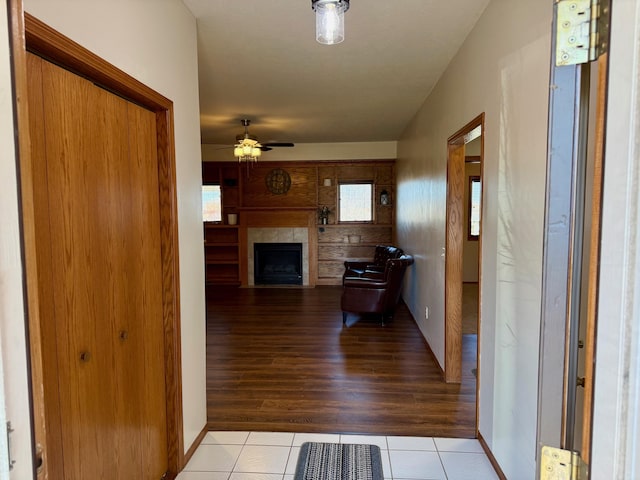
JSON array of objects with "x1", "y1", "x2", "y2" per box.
[
  {"x1": 232, "y1": 119, "x2": 295, "y2": 162},
  {"x1": 234, "y1": 119, "x2": 262, "y2": 162},
  {"x1": 311, "y1": 0, "x2": 350, "y2": 45}
]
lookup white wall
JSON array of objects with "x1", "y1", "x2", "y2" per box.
[
  {"x1": 0, "y1": 5, "x2": 34, "y2": 478},
  {"x1": 202, "y1": 141, "x2": 398, "y2": 162},
  {"x1": 23, "y1": 0, "x2": 207, "y2": 453},
  {"x1": 591, "y1": 0, "x2": 640, "y2": 477},
  {"x1": 396, "y1": 1, "x2": 551, "y2": 478}
]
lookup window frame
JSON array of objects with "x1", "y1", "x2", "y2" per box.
[
  {"x1": 202, "y1": 183, "x2": 223, "y2": 223},
  {"x1": 468, "y1": 175, "x2": 481, "y2": 240},
  {"x1": 338, "y1": 181, "x2": 374, "y2": 224}
]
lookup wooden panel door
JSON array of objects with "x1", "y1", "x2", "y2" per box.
[
  {"x1": 445, "y1": 142, "x2": 465, "y2": 384},
  {"x1": 27, "y1": 52, "x2": 167, "y2": 479}
]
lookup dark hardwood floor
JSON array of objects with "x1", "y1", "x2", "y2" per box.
[{"x1": 206, "y1": 285, "x2": 477, "y2": 438}]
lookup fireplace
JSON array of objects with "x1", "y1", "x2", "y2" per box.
[
  {"x1": 247, "y1": 227, "x2": 310, "y2": 286},
  {"x1": 254, "y1": 243, "x2": 303, "y2": 285}
]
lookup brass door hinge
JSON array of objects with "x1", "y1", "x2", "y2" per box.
[
  {"x1": 540, "y1": 446, "x2": 588, "y2": 480},
  {"x1": 556, "y1": 0, "x2": 610, "y2": 66}
]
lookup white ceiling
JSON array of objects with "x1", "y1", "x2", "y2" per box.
[{"x1": 183, "y1": 0, "x2": 489, "y2": 147}]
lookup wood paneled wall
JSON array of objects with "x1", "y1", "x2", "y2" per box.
[
  {"x1": 202, "y1": 159, "x2": 396, "y2": 285},
  {"x1": 242, "y1": 165, "x2": 317, "y2": 208}
]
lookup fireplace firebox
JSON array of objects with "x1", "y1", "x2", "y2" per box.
[{"x1": 254, "y1": 243, "x2": 303, "y2": 285}]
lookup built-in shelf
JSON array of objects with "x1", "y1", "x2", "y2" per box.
[{"x1": 204, "y1": 223, "x2": 240, "y2": 285}]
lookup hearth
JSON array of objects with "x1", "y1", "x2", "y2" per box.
[{"x1": 254, "y1": 243, "x2": 303, "y2": 285}]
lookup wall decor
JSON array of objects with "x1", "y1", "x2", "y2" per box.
[{"x1": 265, "y1": 168, "x2": 292, "y2": 195}]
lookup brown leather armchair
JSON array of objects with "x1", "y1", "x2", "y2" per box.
[
  {"x1": 341, "y1": 254, "x2": 414, "y2": 325},
  {"x1": 343, "y1": 245, "x2": 404, "y2": 279}
]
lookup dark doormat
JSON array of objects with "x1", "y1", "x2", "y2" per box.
[{"x1": 294, "y1": 442, "x2": 384, "y2": 480}]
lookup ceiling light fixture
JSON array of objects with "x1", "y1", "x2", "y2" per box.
[
  {"x1": 311, "y1": 0, "x2": 350, "y2": 45},
  {"x1": 234, "y1": 119, "x2": 262, "y2": 162}
]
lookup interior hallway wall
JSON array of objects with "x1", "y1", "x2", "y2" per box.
[
  {"x1": 23, "y1": 0, "x2": 207, "y2": 453},
  {"x1": 591, "y1": 0, "x2": 640, "y2": 476},
  {"x1": 396, "y1": 1, "x2": 551, "y2": 478}
]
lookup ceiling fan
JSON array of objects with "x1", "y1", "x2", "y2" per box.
[{"x1": 235, "y1": 119, "x2": 294, "y2": 156}]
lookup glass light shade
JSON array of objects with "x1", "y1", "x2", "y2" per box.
[
  {"x1": 251, "y1": 147, "x2": 261, "y2": 158},
  {"x1": 233, "y1": 146, "x2": 243, "y2": 157},
  {"x1": 315, "y1": 1, "x2": 346, "y2": 45}
]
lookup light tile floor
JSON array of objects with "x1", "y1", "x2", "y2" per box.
[{"x1": 177, "y1": 431, "x2": 500, "y2": 480}]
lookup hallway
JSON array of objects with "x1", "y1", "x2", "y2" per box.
[{"x1": 206, "y1": 286, "x2": 477, "y2": 438}]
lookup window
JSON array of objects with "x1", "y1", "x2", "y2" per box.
[
  {"x1": 468, "y1": 176, "x2": 481, "y2": 239},
  {"x1": 339, "y1": 183, "x2": 373, "y2": 222},
  {"x1": 202, "y1": 185, "x2": 222, "y2": 222}
]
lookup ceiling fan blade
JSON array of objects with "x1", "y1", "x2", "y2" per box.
[{"x1": 261, "y1": 142, "x2": 295, "y2": 148}]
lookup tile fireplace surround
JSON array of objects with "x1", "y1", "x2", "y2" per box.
[{"x1": 247, "y1": 228, "x2": 309, "y2": 286}]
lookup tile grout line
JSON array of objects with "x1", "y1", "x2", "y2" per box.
[
  {"x1": 436, "y1": 447, "x2": 450, "y2": 480},
  {"x1": 188, "y1": 431, "x2": 492, "y2": 479},
  {"x1": 383, "y1": 435, "x2": 394, "y2": 480}
]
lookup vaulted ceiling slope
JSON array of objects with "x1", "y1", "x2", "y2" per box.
[{"x1": 183, "y1": 0, "x2": 490, "y2": 146}]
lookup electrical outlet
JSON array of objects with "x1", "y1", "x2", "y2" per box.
[{"x1": 425, "y1": 306, "x2": 429, "y2": 319}]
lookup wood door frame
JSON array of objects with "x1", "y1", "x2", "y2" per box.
[
  {"x1": 10, "y1": 6, "x2": 184, "y2": 476},
  {"x1": 445, "y1": 113, "x2": 484, "y2": 386},
  {"x1": 580, "y1": 52, "x2": 607, "y2": 464}
]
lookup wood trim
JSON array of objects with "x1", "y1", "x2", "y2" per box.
[
  {"x1": 9, "y1": 1, "x2": 48, "y2": 477},
  {"x1": 238, "y1": 206, "x2": 318, "y2": 212},
  {"x1": 238, "y1": 222, "x2": 249, "y2": 287},
  {"x1": 243, "y1": 209, "x2": 313, "y2": 227},
  {"x1": 581, "y1": 52, "x2": 608, "y2": 464},
  {"x1": 448, "y1": 115, "x2": 484, "y2": 145},
  {"x1": 307, "y1": 211, "x2": 318, "y2": 287},
  {"x1": 445, "y1": 112, "x2": 484, "y2": 392},
  {"x1": 422, "y1": 327, "x2": 446, "y2": 379},
  {"x1": 24, "y1": 14, "x2": 170, "y2": 111},
  {"x1": 478, "y1": 432, "x2": 507, "y2": 480},
  {"x1": 19, "y1": 12, "x2": 184, "y2": 475},
  {"x1": 445, "y1": 142, "x2": 464, "y2": 384},
  {"x1": 182, "y1": 425, "x2": 208, "y2": 469},
  {"x1": 476, "y1": 129, "x2": 485, "y2": 437},
  {"x1": 156, "y1": 107, "x2": 185, "y2": 470}
]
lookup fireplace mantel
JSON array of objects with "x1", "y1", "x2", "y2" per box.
[{"x1": 240, "y1": 208, "x2": 316, "y2": 228}]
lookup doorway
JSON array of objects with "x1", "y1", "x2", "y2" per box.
[
  {"x1": 536, "y1": 3, "x2": 611, "y2": 474},
  {"x1": 444, "y1": 114, "x2": 484, "y2": 396}
]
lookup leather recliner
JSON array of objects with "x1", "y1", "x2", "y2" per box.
[
  {"x1": 343, "y1": 245, "x2": 404, "y2": 279},
  {"x1": 341, "y1": 254, "x2": 414, "y2": 326}
]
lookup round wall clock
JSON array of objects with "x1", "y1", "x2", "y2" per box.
[{"x1": 265, "y1": 168, "x2": 291, "y2": 195}]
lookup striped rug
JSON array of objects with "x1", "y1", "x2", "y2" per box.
[{"x1": 294, "y1": 442, "x2": 383, "y2": 480}]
